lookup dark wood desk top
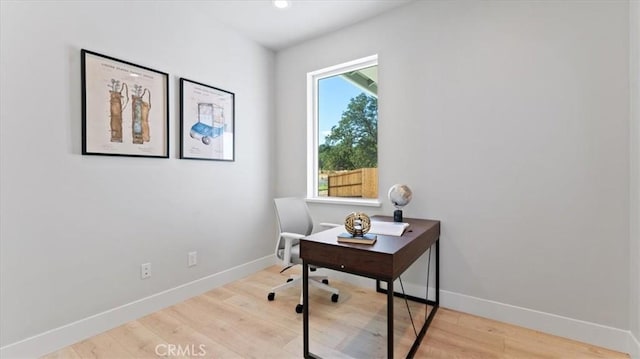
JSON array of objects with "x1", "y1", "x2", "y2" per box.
[{"x1": 300, "y1": 216, "x2": 440, "y2": 281}]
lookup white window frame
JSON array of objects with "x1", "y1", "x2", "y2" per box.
[{"x1": 306, "y1": 55, "x2": 381, "y2": 207}]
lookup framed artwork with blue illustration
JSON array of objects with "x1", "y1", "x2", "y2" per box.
[
  {"x1": 179, "y1": 78, "x2": 235, "y2": 161},
  {"x1": 81, "y1": 49, "x2": 169, "y2": 158}
]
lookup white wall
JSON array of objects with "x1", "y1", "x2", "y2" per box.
[
  {"x1": 276, "y1": 0, "x2": 630, "y2": 331},
  {"x1": 0, "y1": 0, "x2": 276, "y2": 348},
  {"x1": 1, "y1": 0, "x2": 634, "y2": 354},
  {"x1": 630, "y1": 0, "x2": 640, "y2": 350}
]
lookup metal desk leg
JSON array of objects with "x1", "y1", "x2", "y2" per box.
[
  {"x1": 387, "y1": 279, "x2": 394, "y2": 359},
  {"x1": 436, "y1": 240, "x2": 439, "y2": 305},
  {"x1": 303, "y1": 261, "x2": 310, "y2": 358},
  {"x1": 407, "y1": 241, "x2": 439, "y2": 358}
]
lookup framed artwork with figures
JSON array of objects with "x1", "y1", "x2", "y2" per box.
[{"x1": 81, "y1": 49, "x2": 169, "y2": 158}]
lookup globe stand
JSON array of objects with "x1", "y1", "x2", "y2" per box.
[{"x1": 393, "y1": 209, "x2": 403, "y2": 222}]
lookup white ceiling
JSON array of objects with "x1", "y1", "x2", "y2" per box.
[{"x1": 202, "y1": 0, "x2": 413, "y2": 51}]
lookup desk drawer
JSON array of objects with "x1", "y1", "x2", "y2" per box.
[{"x1": 301, "y1": 241, "x2": 393, "y2": 280}]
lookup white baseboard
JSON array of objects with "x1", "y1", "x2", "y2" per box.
[
  {"x1": 440, "y1": 289, "x2": 632, "y2": 355},
  {"x1": 0, "y1": 255, "x2": 275, "y2": 359},
  {"x1": 331, "y1": 272, "x2": 634, "y2": 356}
]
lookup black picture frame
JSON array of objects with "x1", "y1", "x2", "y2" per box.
[
  {"x1": 81, "y1": 49, "x2": 169, "y2": 158},
  {"x1": 179, "y1": 78, "x2": 235, "y2": 161}
]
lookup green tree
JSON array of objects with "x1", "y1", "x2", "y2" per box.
[{"x1": 320, "y1": 93, "x2": 377, "y2": 171}]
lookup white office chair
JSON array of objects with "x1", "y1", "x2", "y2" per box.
[{"x1": 267, "y1": 197, "x2": 340, "y2": 313}]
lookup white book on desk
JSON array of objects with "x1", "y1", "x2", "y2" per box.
[{"x1": 369, "y1": 221, "x2": 410, "y2": 236}]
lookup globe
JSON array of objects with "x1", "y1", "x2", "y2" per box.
[{"x1": 388, "y1": 184, "x2": 413, "y2": 209}]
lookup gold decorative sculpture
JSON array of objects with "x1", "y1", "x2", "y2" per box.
[{"x1": 344, "y1": 212, "x2": 371, "y2": 237}]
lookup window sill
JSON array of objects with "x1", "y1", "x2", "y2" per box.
[{"x1": 305, "y1": 197, "x2": 382, "y2": 207}]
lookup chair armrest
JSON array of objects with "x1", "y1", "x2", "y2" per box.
[
  {"x1": 319, "y1": 222, "x2": 341, "y2": 228},
  {"x1": 278, "y1": 232, "x2": 305, "y2": 267},
  {"x1": 280, "y1": 232, "x2": 306, "y2": 240}
]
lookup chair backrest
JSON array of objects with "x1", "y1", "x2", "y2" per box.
[
  {"x1": 274, "y1": 197, "x2": 313, "y2": 251},
  {"x1": 274, "y1": 197, "x2": 313, "y2": 236}
]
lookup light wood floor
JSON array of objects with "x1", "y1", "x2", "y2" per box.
[{"x1": 43, "y1": 265, "x2": 629, "y2": 358}]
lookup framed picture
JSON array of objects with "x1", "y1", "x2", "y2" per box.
[
  {"x1": 180, "y1": 78, "x2": 235, "y2": 161},
  {"x1": 81, "y1": 49, "x2": 169, "y2": 158}
]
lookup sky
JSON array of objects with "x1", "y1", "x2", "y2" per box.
[{"x1": 318, "y1": 75, "x2": 363, "y2": 144}]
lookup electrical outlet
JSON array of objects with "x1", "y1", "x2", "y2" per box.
[
  {"x1": 141, "y1": 263, "x2": 151, "y2": 279},
  {"x1": 188, "y1": 252, "x2": 197, "y2": 267}
]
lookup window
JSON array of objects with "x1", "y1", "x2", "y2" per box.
[{"x1": 307, "y1": 55, "x2": 379, "y2": 205}]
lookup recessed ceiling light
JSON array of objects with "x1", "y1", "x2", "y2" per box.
[{"x1": 273, "y1": 0, "x2": 290, "y2": 9}]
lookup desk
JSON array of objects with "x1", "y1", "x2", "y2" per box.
[{"x1": 300, "y1": 216, "x2": 440, "y2": 358}]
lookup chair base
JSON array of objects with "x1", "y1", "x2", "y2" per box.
[{"x1": 267, "y1": 272, "x2": 339, "y2": 312}]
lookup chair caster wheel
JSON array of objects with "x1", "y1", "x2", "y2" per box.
[
  {"x1": 267, "y1": 292, "x2": 275, "y2": 301},
  {"x1": 322, "y1": 279, "x2": 329, "y2": 284},
  {"x1": 286, "y1": 278, "x2": 293, "y2": 283},
  {"x1": 295, "y1": 304, "x2": 303, "y2": 313},
  {"x1": 331, "y1": 293, "x2": 339, "y2": 303}
]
